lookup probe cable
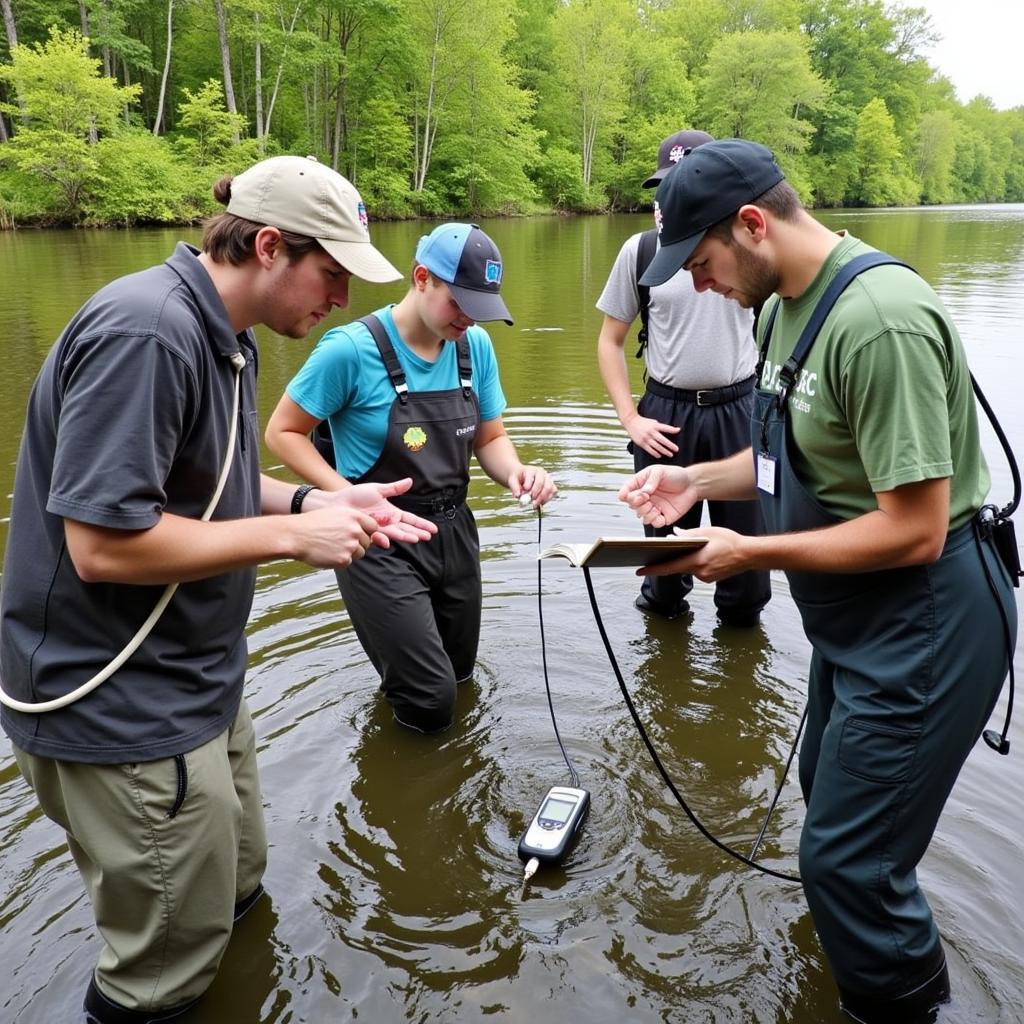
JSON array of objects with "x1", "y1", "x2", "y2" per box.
[
  {"x1": 581, "y1": 566, "x2": 803, "y2": 885},
  {"x1": 533, "y1": 503, "x2": 581, "y2": 789},
  {"x1": 522, "y1": 501, "x2": 577, "y2": 890}
]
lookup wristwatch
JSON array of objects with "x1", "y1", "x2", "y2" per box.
[{"x1": 291, "y1": 483, "x2": 319, "y2": 514}]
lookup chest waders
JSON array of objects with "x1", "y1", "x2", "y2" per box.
[
  {"x1": 755, "y1": 254, "x2": 1016, "y2": 1021},
  {"x1": 334, "y1": 316, "x2": 483, "y2": 733}
]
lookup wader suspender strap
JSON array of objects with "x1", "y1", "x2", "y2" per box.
[
  {"x1": 456, "y1": 336, "x2": 473, "y2": 397},
  {"x1": 360, "y1": 314, "x2": 409, "y2": 405},
  {"x1": 635, "y1": 227, "x2": 658, "y2": 362},
  {"x1": 361, "y1": 315, "x2": 474, "y2": 403},
  {"x1": 756, "y1": 252, "x2": 912, "y2": 411},
  {"x1": 756, "y1": 250, "x2": 1021, "y2": 588}
]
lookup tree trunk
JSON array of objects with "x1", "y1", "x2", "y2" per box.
[
  {"x1": 265, "y1": 2, "x2": 303, "y2": 141},
  {"x1": 213, "y1": 0, "x2": 240, "y2": 144},
  {"x1": 1, "y1": 0, "x2": 17, "y2": 51},
  {"x1": 254, "y1": 11, "x2": 264, "y2": 153},
  {"x1": 153, "y1": 0, "x2": 174, "y2": 135},
  {"x1": 78, "y1": 3, "x2": 99, "y2": 144}
]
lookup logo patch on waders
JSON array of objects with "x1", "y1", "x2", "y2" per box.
[{"x1": 403, "y1": 426, "x2": 427, "y2": 452}]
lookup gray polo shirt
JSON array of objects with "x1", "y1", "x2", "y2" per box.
[
  {"x1": 0, "y1": 243, "x2": 261, "y2": 763},
  {"x1": 596, "y1": 231, "x2": 757, "y2": 389}
]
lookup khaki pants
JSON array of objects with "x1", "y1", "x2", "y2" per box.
[{"x1": 13, "y1": 700, "x2": 267, "y2": 1012}]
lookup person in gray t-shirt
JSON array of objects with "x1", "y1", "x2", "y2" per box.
[
  {"x1": 596, "y1": 129, "x2": 770, "y2": 626},
  {"x1": 0, "y1": 156, "x2": 437, "y2": 1024}
]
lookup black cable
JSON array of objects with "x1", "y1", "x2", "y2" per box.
[
  {"x1": 535, "y1": 506, "x2": 581, "y2": 788},
  {"x1": 972, "y1": 519, "x2": 1015, "y2": 755},
  {"x1": 971, "y1": 373, "x2": 1021, "y2": 519},
  {"x1": 749, "y1": 704, "x2": 806, "y2": 861},
  {"x1": 581, "y1": 566, "x2": 802, "y2": 884}
]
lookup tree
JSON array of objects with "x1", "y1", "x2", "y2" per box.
[
  {"x1": 915, "y1": 108, "x2": 956, "y2": 204},
  {"x1": 153, "y1": 0, "x2": 176, "y2": 135},
  {"x1": 175, "y1": 77, "x2": 246, "y2": 164},
  {"x1": 853, "y1": 96, "x2": 910, "y2": 205},
  {"x1": 212, "y1": 0, "x2": 240, "y2": 143},
  {"x1": 699, "y1": 30, "x2": 827, "y2": 159},
  {"x1": 0, "y1": 26, "x2": 140, "y2": 212},
  {"x1": 549, "y1": 0, "x2": 633, "y2": 189}
]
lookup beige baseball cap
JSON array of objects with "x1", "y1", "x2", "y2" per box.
[{"x1": 226, "y1": 155, "x2": 402, "y2": 283}]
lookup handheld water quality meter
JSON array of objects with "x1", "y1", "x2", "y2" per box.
[{"x1": 518, "y1": 785, "x2": 590, "y2": 865}]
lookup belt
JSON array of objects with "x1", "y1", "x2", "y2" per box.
[
  {"x1": 391, "y1": 487, "x2": 468, "y2": 520},
  {"x1": 645, "y1": 374, "x2": 756, "y2": 407}
]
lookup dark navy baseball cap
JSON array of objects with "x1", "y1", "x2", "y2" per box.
[
  {"x1": 640, "y1": 139, "x2": 785, "y2": 288},
  {"x1": 415, "y1": 223, "x2": 513, "y2": 325}
]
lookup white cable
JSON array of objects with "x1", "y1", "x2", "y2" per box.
[{"x1": 0, "y1": 351, "x2": 248, "y2": 714}]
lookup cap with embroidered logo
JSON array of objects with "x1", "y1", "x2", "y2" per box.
[
  {"x1": 640, "y1": 138, "x2": 784, "y2": 288},
  {"x1": 415, "y1": 223, "x2": 513, "y2": 325},
  {"x1": 226, "y1": 155, "x2": 402, "y2": 283},
  {"x1": 641, "y1": 129, "x2": 715, "y2": 188}
]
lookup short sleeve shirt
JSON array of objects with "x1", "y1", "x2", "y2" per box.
[
  {"x1": 596, "y1": 231, "x2": 757, "y2": 389},
  {"x1": 757, "y1": 234, "x2": 988, "y2": 528},
  {"x1": 286, "y1": 304, "x2": 507, "y2": 480},
  {"x1": 1, "y1": 244, "x2": 262, "y2": 763}
]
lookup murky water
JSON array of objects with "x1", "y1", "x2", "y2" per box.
[{"x1": 1, "y1": 207, "x2": 1022, "y2": 1023}]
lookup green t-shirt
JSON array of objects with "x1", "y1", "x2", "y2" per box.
[{"x1": 757, "y1": 233, "x2": 988, "y2": 530}]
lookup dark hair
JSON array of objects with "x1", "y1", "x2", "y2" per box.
[
  {"x1": 704, "y1": 178, "x2": 802, "y2": 243},
  {"x1": 202, "y1": 174, "x2": 321, "y2": 265}
]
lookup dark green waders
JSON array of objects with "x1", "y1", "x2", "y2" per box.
[{"x1": 753, "y1": 386, "x2": 1015, "y2": 1021}]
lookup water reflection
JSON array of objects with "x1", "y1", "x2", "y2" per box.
[{"x1": 1, "y1": 209, "x2": 1022, "y2": 1024}]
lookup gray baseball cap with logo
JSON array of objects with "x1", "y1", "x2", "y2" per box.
[{"x1": 226, "y1": 155, "x2": 402, "y2": 283}]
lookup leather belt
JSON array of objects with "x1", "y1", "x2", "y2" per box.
[{"x1": 646, "y1": 374, "x2": 756, "y2": 407}]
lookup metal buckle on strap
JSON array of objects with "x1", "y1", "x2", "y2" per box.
[
  {"x1": 426, "y1": 495, "x2": 460, "y2": 519},
  {"x1": 696, "y1": 389, "x2": 715, "y2": 407}
]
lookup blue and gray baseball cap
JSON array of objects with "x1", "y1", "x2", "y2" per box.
[{"x1": 415, "y1": 223, "x2": 514, "y2": 325}]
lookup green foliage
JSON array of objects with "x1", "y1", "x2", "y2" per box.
[
  {"x1": 915, "y1": 109, "x2": 957, "y2": 204},
  {"x1": 699, "y1": 30, "x2": 828, "y2": 157},
  {"x1": 84, "y1": 128, "x2": 196, "y2": 225},
  {"x1": 175, "y1": 79, "x2": 247, "y2": 166},
  {"x1": 0, "y1": 0, "x2": 1022, "y2": 223},
  {"x1": 0, "y1": 26, "x2": 139, "y2": 135},
  {"x1": 534, "y1": 145, "x2": 588, "y2": 210},
  {"x1": 853, "y1": 97, "x2": 905, "y2": 206}
]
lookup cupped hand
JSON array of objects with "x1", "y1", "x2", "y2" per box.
[
  {"x1": 617, "y1": 464, "x2": 698, "y2": 528},
  {"x1": 509, "y1": 466, "x2": 558, "y2": 508},
  {"x1": 335, "y1": 479, "x2": 438, "y2": 545}
]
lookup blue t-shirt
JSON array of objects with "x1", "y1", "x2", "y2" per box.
[{"x1": 287, "y1": 305, "x2": 507, "y2": 480}]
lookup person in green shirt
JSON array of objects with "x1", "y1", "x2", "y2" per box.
[{"x1": 618, "y1": 139, "x2": 1016, "y2": 1023}]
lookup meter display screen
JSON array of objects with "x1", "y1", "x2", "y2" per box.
[{"x1": 540, "y1": 797, "x2": 575, "y2": 825}]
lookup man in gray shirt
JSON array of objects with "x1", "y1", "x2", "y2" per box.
[
  {"x1": 0, "y1": 156, "x2": 436, "y2": 1024},
  {"x1": 596, "y1": 130, "x2": 770, "y2": 625}
]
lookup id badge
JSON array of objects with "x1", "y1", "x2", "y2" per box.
[{"x1": 756, "y1": 452, "x2": 777, "y2": 496}]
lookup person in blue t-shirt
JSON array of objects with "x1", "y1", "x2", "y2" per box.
[{"x1": 266, "y1": 223, "x2": 556, "y2": 733}]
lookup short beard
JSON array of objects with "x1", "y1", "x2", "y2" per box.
[{"x1": 730, "y1": 241, "x2": 780, "y2": 308}]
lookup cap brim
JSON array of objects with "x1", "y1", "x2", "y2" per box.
[
  {"x1": 641, "y1": 168, "x2": 667, "y2": 188},
  {"x1": 638, "y1": 231, "x2": 706, "y2": 287},
  {"x1": 447, "y1": 284, "x2": 514, "y2": 326},
  {"x1": 318, "y1": 238, "x2": 403, "y2": 283}
]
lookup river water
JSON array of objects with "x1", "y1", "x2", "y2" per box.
[{"x1": 1, "y1": 207, "x2": 1022, "y2": 1024}]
